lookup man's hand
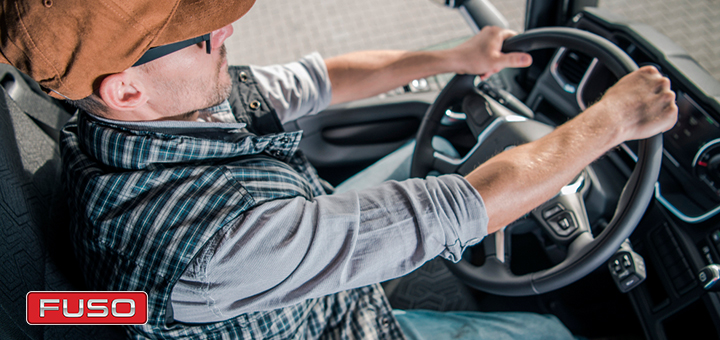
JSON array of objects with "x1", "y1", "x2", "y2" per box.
[
  {"x1": 590, "y1": 65, "x2": 678, "y2": 144},
  {"x1": 446, "y1": 26, "x2": 532, "y2": 79},
  {"x1": 326, "y1": 26, "x2": 532, "y2": 105}
]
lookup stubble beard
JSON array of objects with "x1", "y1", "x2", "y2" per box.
[
  {"x1": 208, "y1": 45, "x2": 232, "y2": 107},
  {"x1": 178, "y1": 45, "x2": 233, "y2": 120}
]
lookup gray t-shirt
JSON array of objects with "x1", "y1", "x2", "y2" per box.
[{"x1": 252, "y1": 52, "x2": 332, "y2": 124}]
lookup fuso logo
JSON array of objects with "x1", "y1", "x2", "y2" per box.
[{"x1": 27, "y1": 292, "x2": 148, "y2": 325}]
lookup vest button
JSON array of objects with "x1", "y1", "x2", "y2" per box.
[
  {"x1": 239, "y1": 72, "x2": 248, "y2": 82},
  {"x1": 249, "y1": 100, "x2": 261, "y2": 110}
]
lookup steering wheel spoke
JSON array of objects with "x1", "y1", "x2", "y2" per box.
[
  {"x1": 531, "y1": 171, "x2": 594, "y2": 246},
  {"x1": 431, "y1": 151, "x2": 461, "y2": 174},
  {"x1": 480, "y1": 228, "x2": 512, "y2": 265}
]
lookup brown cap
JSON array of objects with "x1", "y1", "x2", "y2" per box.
[{"x1": 0, "y1": 0, "x2": 255, "y2": 100}]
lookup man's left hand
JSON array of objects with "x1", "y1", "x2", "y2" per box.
[{"x1": 446, "y1": 26, "x2": 533, "y2": 79}]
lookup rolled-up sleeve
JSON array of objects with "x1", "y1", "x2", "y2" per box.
[
  {"x1": 171, "y1": 174, "x2": 487, "y2": 322},
  {"x1": 251, "y1": 52, "x2": 332, "y2": 124}
]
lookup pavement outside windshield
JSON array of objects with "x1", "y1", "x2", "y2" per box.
[{"x1": 225, "y1": 0, "x2": 718, "y2": 82}]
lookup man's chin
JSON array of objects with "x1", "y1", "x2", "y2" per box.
[{"x1": 210, "y1": 83, "x2": 232, "y2": 107}]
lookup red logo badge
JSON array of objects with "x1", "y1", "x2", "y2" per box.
[{"x1": 27, "y1": 291, "x2": 148, "y2": 325}]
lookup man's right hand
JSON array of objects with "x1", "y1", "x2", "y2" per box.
[{"x1": 589, "y1": 65, "x2": 678, "y2": 145}]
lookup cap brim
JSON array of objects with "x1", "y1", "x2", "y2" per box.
[{"x1": 152, "y1": 0, "x2": 255, "y2": 49}]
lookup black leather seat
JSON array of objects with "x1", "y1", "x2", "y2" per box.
[{"x1": 0, "y1": 64, "x2": 125, "y2": 339}]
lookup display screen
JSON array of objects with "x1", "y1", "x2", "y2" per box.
[{"x1": 664, "y1": 92, "x2": 720, "y2": 170}]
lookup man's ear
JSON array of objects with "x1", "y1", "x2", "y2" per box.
[{"x1": 97, "y1": 71, "x2": 148, "y2": 111}]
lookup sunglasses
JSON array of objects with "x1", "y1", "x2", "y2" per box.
[{"x1": 133, "y1": 33, "x2": 211, "y2": 66}]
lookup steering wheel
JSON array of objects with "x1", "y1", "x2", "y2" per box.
[{"x1": 410, "y1": 27, "x2": 663, "y2": 296}]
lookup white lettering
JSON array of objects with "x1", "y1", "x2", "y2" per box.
[
  {"x1": 87, "y1": 299, "x2": 109, "y2": 317},
  {"x1": 111, "y1": 299, "x2": 135, "y2": 317},
  {"x1": 62, "y1": 299, "x2": 83, "y2": 318},
  {"x1": 39, "y1": 299, "x2": 59, "y2": 317}
]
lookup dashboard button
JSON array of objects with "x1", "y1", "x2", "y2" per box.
[
  {"x1": 622, "y1": 254, "x2": 633, "y2": 268},
  {"x1": 558, "y1": 216, "x2": 571, "y2": 229},
  {"x1": 542, "y1": 204, "x2": 564, "y2": 219},
  {"x1": 620, "y1": 273, "x2": 642, "y2": 290},
  {"x1": 545, "y1": 211, "x2": 577, "y2": 237}
]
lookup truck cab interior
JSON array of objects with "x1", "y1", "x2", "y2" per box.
[{"x1": 1, "y1": 0, "x2": 719, "y2": 339}]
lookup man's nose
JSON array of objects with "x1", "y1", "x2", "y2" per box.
[{"x1": 210, "y1": 24, "x2": 234, "y2": 51}]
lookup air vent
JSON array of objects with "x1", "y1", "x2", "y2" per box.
[{"x1": 558, "y1": 50, "x2": 593, "y2": 85}]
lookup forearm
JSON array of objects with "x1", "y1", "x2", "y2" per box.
[
  {"x1": 326, "y1": 50, "x2": 455, "y2": 105},
  {"x1": 465, "y1": 104, "x2": 623, "y2": 233},
  {"x1": 325, "y1": 27, "x2": 533, "y2": 105}
]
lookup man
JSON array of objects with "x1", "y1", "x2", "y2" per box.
[{"x1": 1, "y1": 0, "x2": 676, "y2": 339}]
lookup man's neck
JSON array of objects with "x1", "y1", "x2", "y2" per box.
[
  {"x1": 154, "y1": 110, "x2": 200, "y2": 121},
  {"x1": 103, "y1": 99, "x2": 232, "y2": 123}
]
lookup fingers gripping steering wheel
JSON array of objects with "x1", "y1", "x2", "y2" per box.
[{"x1": 410, "y1": 27, "x2": 663, "y2": 296}]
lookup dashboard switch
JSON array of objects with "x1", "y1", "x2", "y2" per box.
[
  {"x1": 622, "y1": 254, "x2": 633, "y2": 268},
  {"x1": 557, "y1": 215, "x2": 573, "y2": 229},
  {"x1": 545, "y1": 211, "x2": 577, "y2": 236},
  {"x1": 621, "y1": 273, "x2": 642, "y2": 289},
  {"x1": 543, "y1": 204, "x2": 565, "y2": 219},
  {"x1": 613, "y1": 259, "x2": 622, "y2": 273}
]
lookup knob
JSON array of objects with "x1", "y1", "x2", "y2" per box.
[{"x1": 698, "y1": 264, "x2": 720, "y2": 291}]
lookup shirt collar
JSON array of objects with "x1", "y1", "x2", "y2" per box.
[
  {"x1": 77, "y1": 101, "x2": 302, "y2": 170},
  {"x1": 88, "y1": 100, "x2": 246, "y2": 131}
]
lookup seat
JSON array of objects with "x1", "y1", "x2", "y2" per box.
[{"x1": 0, "y1": 64, "x2": 125, "y2": 339}]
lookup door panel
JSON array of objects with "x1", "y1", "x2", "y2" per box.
[
  {"x1": 284, "y1": 93, "x2": 439, "y2": 185},
  {"x1": 321, "y1": 117, "x2": 419, "y2": 146}
]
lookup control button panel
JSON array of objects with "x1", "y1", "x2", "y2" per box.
[{"x1": 609, "y1": 239, "x2": 646, "y2": 293}]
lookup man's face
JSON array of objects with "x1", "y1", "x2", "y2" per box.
[{"x1": 138, "y1": 25, "x2": 235, "y2": 120}]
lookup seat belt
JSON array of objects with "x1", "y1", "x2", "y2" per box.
[{"x1": 1, "y1": 66, "x2": 74, "y2": 141}]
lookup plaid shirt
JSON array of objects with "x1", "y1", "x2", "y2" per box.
[{"x1": 60, "y1": 66, "x2": 405, "y2": 339}]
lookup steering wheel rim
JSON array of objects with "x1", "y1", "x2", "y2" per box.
[{"x1": 410, "y1": 27, "x2": 663, "y2": 296}]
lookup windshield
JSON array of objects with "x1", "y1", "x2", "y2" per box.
[
  {"x1": 226, "y1": 0, "x2": 716, "y2": 81},
  {"x1": 597, "y1": 0, "x2": 718, "y2": 81}
]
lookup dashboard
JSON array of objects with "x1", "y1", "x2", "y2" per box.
[{"x1": 516, "y1": 7, "x2": 720, "y2": 339}]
